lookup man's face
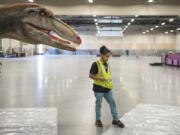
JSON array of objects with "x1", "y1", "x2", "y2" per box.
[{"x1": 102, "y1": 52, "x2": 111, "y2": 62}]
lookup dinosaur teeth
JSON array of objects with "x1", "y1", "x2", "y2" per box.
[
  {"x1": 26, "y1": 23, "x2": 78, "y2": 49},
  {"x1": 49, "y1": 31, "x2": 61, "y2": 39},
  {"x1": 49, "y1": 31, "x2": 79, "y2": 49},
  {"x1": 49, "y1": 31, "x2": 71, "y2": 45}
]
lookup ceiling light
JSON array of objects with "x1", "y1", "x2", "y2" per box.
[
  {"x1": 88, "y1": 0, "x2": 93, "y2": 3},
  {"x1": 98, "y1": 19, "x2": 122, "y2": 23},
  {"x1": 148, "y1": 0, "x2": 154, "y2": 3},
  {"x1": 128, "y1": 22, "x2": 131, "y2": 25},
  {"x1": 170, "y1": 30, "x2": 174, "y2": 32},
  {"x1": 165, "y1": 31, "x2": 168, "y2": 34},
  {"x1": 135, "y1": 15, "x2": 139, "y2": 17},
  {"x1": 161, "y1": 22, "x2": 166, "y2": 25},
  {"x1": 95, "y1": 22, "x2": 98, "y2": 26},
  {"x1": 169, "y1": 18, "x2": 174, "y2": 22},
  {"x1": 146, "y1": 30, "x2": 149, "y2": 32},
  {"x1": 93, "y1": 14, "x2": 96, "y2": 17},
  {"x1": 94, "y1": 18, "x2": 97, "y2": 22},
  {"x1": 143, "y1": 32, "x2": 146, "y2": 34},
  {"x1": 155, "y1": 25, "x2": 159, "y2": 28},
  {"x1": 150, "y1": 28, "x2": 154, "y2": 31},
  {"x1": 131, "y1": 19, "x2": 135, "y2": 22},
  {"x1": 177, "y1": 28, "x2": 180, "y2": 31},
  {"x1": 125, "y1": 26, "x2": 128, "y2": 28},
  {"x1": 28, "y1": 0, "x2": 34, "y2": 2}
]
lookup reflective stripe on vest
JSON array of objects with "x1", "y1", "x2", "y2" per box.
[{"x1": 96, "y1": 60, "x2": 103, "y2": 77}]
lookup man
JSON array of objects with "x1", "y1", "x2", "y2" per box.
[{"x1": 89, "y1": 45, "x2": 125, "y2": 128}]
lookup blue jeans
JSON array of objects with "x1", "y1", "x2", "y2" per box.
[{"x1": 94, "y1": 90, "x2": 119, "y2": 121}]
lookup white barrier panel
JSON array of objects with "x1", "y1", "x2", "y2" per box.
[
  {"x1": 0, "y1": 108, "x2": 57, "y2": 135},
  {"x1": 120, "y1": 104, "x2": 180, "y2": 135},
  {"x1": 103, "y1": 104, "x2": 180, "y2": 135}
]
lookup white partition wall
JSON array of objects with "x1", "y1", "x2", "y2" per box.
[{"x1": 78, "y1": 33, "x2": 177, "y2": 50}]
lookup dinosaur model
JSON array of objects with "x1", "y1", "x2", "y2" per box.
[{"x1": 0, "y1": 3, "x2": 81, "y2": 51}]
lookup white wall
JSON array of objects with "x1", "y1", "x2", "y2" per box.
[
  {"x1": 1, "y1": 38, "x2": 35, "y2": 54},
  {"x1": 78, "y1": 33, "x2": 177, "y2": 50},
  {"x1": 1, "y1": 33, "x2": 178, "y2": 52},
  {"x1": 2, "y1": 38, "x2": 20, "y2": 50}
]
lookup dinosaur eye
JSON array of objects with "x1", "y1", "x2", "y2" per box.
[
  {"x1": 40, "y1": 11, "x2": 45, "y2": 16},
  {"x1": 28, "y1": 10, "x2": 36, "y2": 15}
]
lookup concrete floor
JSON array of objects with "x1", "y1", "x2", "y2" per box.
[{"x1": 0, "y1": 55, "x2": 180, "y2": 135}]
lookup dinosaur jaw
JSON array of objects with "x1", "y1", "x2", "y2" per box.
[{"x1": 26, "y1": 23, "x2": 80, "y2": 51}]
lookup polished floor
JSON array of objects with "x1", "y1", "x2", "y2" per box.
[{"x1": 0, "y1": 55, "x2": 180, "y2": 135}]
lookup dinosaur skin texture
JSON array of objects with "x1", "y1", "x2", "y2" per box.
[{"x1": 0, "y1": 3, "x2": 81, "y2": 51}]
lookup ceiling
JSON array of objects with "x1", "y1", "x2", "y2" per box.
[
  {"x1": 0, "y1": 0, "x2": 180, "y2": 6},
  {"x1": 57, "y1": 15, "x2": 180, "y2": 35},
  {"x1": 0, "y1": 0, "x2": 180, "y2": 35}
]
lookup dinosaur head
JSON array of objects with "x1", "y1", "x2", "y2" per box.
[{"x1": 0, "y1": 3, "x2": 81, "y2": 51}]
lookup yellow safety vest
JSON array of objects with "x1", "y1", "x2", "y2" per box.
[{"x1": 94, "y1": 59, "x2": 113, "y2": 90}]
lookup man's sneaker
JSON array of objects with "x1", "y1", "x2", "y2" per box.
[
  {"x1": 112, "y1": 120, "x2": 125, "y2": 128},
  {"x1": 95, "y1": 120, "x2": 103, "y2": 127}
]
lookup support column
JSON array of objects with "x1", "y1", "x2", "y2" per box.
[
  {"x1": 34, "y1": 45, "x2": 38, "y2": 55},
  {"x1": 0, "y1": 39, "x2": 2, "y2": 51},
  {"x1": 19, "y1": 41, "x2": 23, "y2": 53}
]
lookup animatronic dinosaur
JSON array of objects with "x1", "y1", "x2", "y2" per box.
[{"x1": 0, "y1": 3, "x2": 81, "y2": 51}]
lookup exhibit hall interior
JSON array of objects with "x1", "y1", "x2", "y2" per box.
[{"x1": 0, "y1": 0, "x2": 180, "y2": 135}]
